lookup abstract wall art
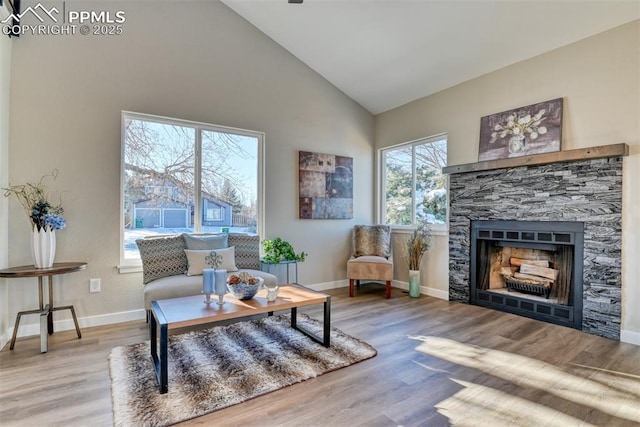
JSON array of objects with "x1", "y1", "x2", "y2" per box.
[{"x1": 299, "y1": 151, "x2": 353, "y2": 219}]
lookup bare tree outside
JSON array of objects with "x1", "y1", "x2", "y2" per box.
[
  {"x1": 122, "y1": 114, "x2": 260, "y2": 259},
  {"x1": 123, "y1": 119, "x2": 195, "y2": 229},
  {"x1": 201, "y1": 130, "x2": 256, "y2": 202}
]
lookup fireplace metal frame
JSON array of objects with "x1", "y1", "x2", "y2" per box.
[{"x1": 470, "y1": 220, "x2": 584, "y2": 330}]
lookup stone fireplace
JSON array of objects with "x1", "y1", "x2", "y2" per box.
[{"x1": 446, "y1": 146, "x2": 625, "y2": 340}]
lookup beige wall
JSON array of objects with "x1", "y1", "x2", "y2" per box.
[
  {"x1": 391, "y1": 230, "x2": 449, "y2": 300},
  {"x1": 0, "y1": 24, "x2": 12, "y2": 349},
  {"x1": 6, "y1": 1, "x2": 374, "y2": 335},
  {"x1": 376, "y1": 21, "x2": 640, "y2": 344}
]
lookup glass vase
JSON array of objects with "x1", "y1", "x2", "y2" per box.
[{"x1": 409, "y1": 269, "x2": 421, "y2": 298}]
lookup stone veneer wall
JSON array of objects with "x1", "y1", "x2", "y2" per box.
[{"x1": 448, "y1": 157, "x2": 623, "y2": 339}]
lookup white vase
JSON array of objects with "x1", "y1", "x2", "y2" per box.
[
  {"x1": 508, "y1": 133, "x2": 526, "y2": 154},
  {"x1": 409, "y1": 269, "x2": 421, "y2": 298},
  {"x1": 32, "y1": 226, "x2": 56, "y2": 268}
]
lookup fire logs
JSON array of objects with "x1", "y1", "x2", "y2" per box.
[{"x1": 501, "y1": 258, "x2": 558, "y2": 298}]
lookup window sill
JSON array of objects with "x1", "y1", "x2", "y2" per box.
[
  {"x1": 391, "y1": 225, "x2": 448, "y2": 237},
  {"x1": 118, "y1": 264, "x2": 142, "y2": 274},
  {"x1": 429, "y1": 228, "x2": 448, "y2": 237}
]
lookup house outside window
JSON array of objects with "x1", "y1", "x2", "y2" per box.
[
  {"x1": 120, "y1": 112, "x2": 264, "y2": 266},
  {"x1": 379, "y1": 133, "x2": 448, "y2": 232}
]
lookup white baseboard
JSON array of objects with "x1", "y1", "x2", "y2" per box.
[
  {"x1": 305, "y1": 280, "x2": 349, "y2": 291},
  {"x1": 5, "y1": 309, "x2": 147, "y2": 341},
  {"x1": 427, "y1": 287, "x2": 449, "y2": 300},
  {"x1": 393, "y1": 280, "x2": 449, "y2": 300},
  {"x1": 310, "y1": 279, "x2": 450, "y2": 300},
  {"x1": 620, "y1": 329, "x2": 640, "y2": 346},
  {"x1": 0, "y1": 330, "x2": 8, "y2": 352}
]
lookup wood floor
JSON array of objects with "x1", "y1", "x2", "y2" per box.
[{"x1": 2, "y1": 285, "x2": 640, "y2": 426}]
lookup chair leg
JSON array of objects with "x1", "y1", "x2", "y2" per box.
[
  {"x1": 385, "y1": 280, "x2": 391, "y2": 299},
  {"x1": 349, "y1": 279, "x2": 355, "y2": 297}
]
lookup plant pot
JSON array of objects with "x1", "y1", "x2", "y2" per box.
[
  {"x1": 409, "y1": 269, "x2": 421, "y2": 298},
  {"x1": 32, "y1": 226, "x2": 56, "y2": 268}
]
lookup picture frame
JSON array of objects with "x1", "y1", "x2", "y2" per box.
[
  {"x1": 478, "y1": 98, "x2": 563, "y2": 161},
  {"x1": 299, "y1": 151, "x2": 353, "y2": 219}
]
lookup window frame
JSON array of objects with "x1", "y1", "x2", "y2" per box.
[
  {"x1": 377, "y1": 133, "x2": 448, "y2": 235},
  {"x1": 118, "y1": 111, "x2": 265, "y2": 272}
]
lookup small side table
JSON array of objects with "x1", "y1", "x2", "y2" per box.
[
  {"x1": 0, "y1": 262, "x2": 87, "y2": 353},
  {"x1": 260, "y1": 259, "x2": 298, "y2": 284}
]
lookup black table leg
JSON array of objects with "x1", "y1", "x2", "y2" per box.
[
  {"x1": 159, "y1": 323, "x2": 168, "y2": 393},
  {"x1": 47, "y1": 275, "x2": 54, "y2": 335},
  {"x1": 291, "y1": 307, "x2": 297, "y2": 328},
  {"x1": 150, "y1": 302, "x2": 168, "y2": 394},
  {"x1": 150, "y1": 309, "x2": 158, "y2": 366},
  {"x1": 290, "y1": 296, "x2": 331, "y2": 347},
  {"x1": 323, "y1": 296, "x2": 331, "y2": 346}
]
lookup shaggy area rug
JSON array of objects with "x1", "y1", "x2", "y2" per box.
[{"x1": 109, "y1": 313, "x2": 376, "y2": 426}]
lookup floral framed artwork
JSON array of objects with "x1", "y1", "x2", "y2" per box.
[
  {"x1": 478, "y1": 98, "x2": 563, "y2": 161},
  {"x1": 299, "y1": 151, "x2": 353, "y2": 219}
]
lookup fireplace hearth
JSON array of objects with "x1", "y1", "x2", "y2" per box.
[{"x1": 470, "y1": 220, "x2": 584, "y2": 330}]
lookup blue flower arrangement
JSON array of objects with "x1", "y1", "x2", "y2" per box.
[
  {"x1": 42, "y1": 213, "x2": 67, "y2": 231},
  {"x1": 3, "y1": 170, "x2": 67, "y2": 231}
]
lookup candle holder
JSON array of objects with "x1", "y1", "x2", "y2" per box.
[
  {"x1": 202, "y1": 268, "x2": 216, "y2": 304},
  {"x1": 214, "y1": 269, "x2": 227, "y2": 306},
  {"x1": 216, "y1": 293, "x2": 225, "y2": 306}
]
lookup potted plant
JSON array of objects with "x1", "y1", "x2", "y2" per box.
[
  {"x1": 404, "y1": 224, "x2": 431, "y2": 297},
  {"x1": 261, "y1": 237, "x2": 307, "y2": 264}
]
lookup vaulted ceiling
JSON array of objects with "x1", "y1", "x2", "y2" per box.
[{"x1": 222, "y1": 0, "x2": 639, "y2": 115}]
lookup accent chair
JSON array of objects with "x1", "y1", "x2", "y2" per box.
[{"x1": 347, "y1": 225, "x2": 393, "y2": 299}]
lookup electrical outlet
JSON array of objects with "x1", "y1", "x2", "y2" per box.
[{"x1": 89, "y1": 278, "x2": 101, "y2": 293}]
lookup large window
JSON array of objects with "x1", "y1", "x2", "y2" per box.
[
  {"x1": 380, "y1": 134, "x2": 447, "y2": 230},
  {"x1": 120, "y1": 112, "x2": 263, "y2": 265}
]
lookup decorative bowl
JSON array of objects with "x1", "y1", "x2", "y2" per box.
[{"x1": 227, "y1": 274, "x2": 264, "y2": 300}]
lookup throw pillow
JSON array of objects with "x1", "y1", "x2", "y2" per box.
[
  {"x1": 184, "y1": 247, "x2": 238, "y2": 276},
  {"x1": 353, "y1": 225, "x2": 391, "y2": 258},
  {"x1": 228, "y1": 233, "x2": 261, "y2": 269},
  {"x1": 183, "y1": 233, "x2": 228, "y2": 250},
  {"x1": 136, "y1": 235, "x2": 187, "y2": 284}
]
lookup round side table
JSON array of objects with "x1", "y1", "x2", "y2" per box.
[{"x1": 0, "y1": 262, "x2": 87, "y2": 353}]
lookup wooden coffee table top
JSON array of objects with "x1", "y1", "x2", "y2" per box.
[{"x1": 152, "y1": 284, "x2": 329, "y2": 330}]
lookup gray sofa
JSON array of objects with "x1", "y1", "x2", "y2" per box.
[{"x1": 136, "y1": 233, "x2": 277, "y2": 311}]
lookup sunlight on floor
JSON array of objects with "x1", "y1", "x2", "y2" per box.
[
  {"x1": 571, "y1": 363, "x2": 640, "y2": 397},
  {"x1": 410, "y1": 336, "x2": 640, "y2": 425},
  {"x1": 435, "y1": 378, "x2": 596, "y2": 427}
]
